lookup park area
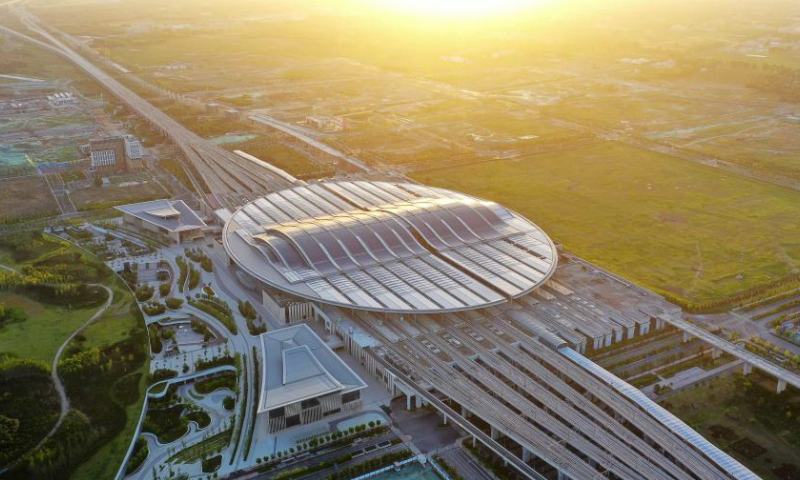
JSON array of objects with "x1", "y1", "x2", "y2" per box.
[
  {"x1": 412, "y1": 140, "x2": 800, "y2": 305},
  {"x1": 0, "y1": 231, "x2": 149, "y2": 480},
  {"x1": 660, "y1": 373, "x2": 800, "y2": 480}
]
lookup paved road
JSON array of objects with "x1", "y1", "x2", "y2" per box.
[
  {"x1": 437, "y1": 443, "x2": 494, "y2": 480},
  {"x1": 244, "y1": 431, "x2": 399, "y2": 480},
  {"x1": 654, "y1": 360, "x2": 744, "y2": 400},
  {"x1": 0, "y1": 284, "x2": 113, "y2": 474},
  {"x1": 249, "y1": 114, "x2": 372, "y2": 174}
]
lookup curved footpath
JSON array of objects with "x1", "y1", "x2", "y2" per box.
[{"x1": 0, "y1": 284, "x2": 113, "y2": 474}]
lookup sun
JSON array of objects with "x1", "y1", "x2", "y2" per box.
[{"x1": 371, "y1": 0, "x2": 537, "y2": 18}]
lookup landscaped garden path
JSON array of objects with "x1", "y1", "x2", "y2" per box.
[{"x1": 3, "y1": 284, "x2": 114, "y2": 472}]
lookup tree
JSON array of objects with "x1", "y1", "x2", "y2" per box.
[{"x1": 0, "y1": 415, "x2": 20, "y2": 444}]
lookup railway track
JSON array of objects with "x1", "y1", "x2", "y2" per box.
[{"x1": 6, "y1": 5, "x2": 294, "y2": 210}]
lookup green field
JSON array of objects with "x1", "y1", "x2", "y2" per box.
[
  {"x1": 412, "y1": 141, "x2": 800, "y2": 303},
  {"x1": 0, "y1": 291, "x2": 99, "y2": 363}
]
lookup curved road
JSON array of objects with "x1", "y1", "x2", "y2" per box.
[{"x1": 0, "y1": 284, "x2": 113, "y2": 473}]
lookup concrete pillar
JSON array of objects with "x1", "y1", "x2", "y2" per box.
[
  {"x1": 415, "y1": 394, "x2": 423, "y2": 409},
  {"x1": 593, "y1": 337, "x2": 602, "y2": 350},
  {"x1": 778, "y1": 379, "x2": 787, "y2": 394},
  {"x1": 627, "y1": 327, "x2": 635, "y2": 340},
  {"x1": 406, "y1": 394, "x2": 412, "y2": 411},
  {"x1": 615, "y1": 329, "x2": 623, "y2": 343},
  {"x1": 491, "y1": 425, "x2": 500, "y2": 440},
  {"x1": 442, "y1": 413, "x2": 448, "y2": 425},
  {"x1": 682, "y1": 331, "x2": 692, "y2": 343},
  {"x1": 604, "y1": 333, "x2": 612, "y2": 347},
  {"x1": 712, "y1": 347, "x2": 721, "y2": 359},
  {"x1": 656, "y1": 317, "x2": 665, "y2": 329},
  {"x1": 522, "y1": 448, "x2": 532, "y2": 463},
  {"x1": 472, "y1": 435, "x2": 477, "y2": 448},
  {"x1": 462, "y1": 406, "x2": 472, "y2": 418},
  {"x1": 743, "y1": 363, "x2": 753, "y2": 376},
  {"x1": 640, "y1": 323, "x2": 650, "y2": 336},
  {"x1": 558, "y1": 470, "x2": 568, "y2": 480}
]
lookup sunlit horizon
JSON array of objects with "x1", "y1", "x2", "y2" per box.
[{"x1": 366, "y1": 0, "x2": 550, "y2": 18}]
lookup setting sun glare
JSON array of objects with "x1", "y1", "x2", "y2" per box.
[{"x1": 369, "y1": 0, "x2": 543, "y2": 18}]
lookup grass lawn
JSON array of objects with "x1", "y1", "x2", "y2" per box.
[
  {"x1": 80, "y1": 279, "x2": 140, "y2": 350},
  {"x1": 0, "y1": 291, "x2": 100, "y2": 363},
  {"x1": 411, "y1": 141, "x2": 800, "y2": 303},
  {"x1": 0, "y1": 249, "x2": 24, "y2": 270},
  {"x1": 661, "y1": 373, "x2": 800, "y2": 480},
  {"x1": 0, "y1": 235, "x2": 129, "y2": 362}
]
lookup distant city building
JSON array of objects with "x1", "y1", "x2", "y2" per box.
[
  {"x1": 305, "y1": 115, "x2": 346, "y2": 132},
  {"x1": 87, "y1": 135, "x2": 145, "y2": 172},
  {"x1": 116, "y1": 199, "x2": 206, "y2": 244},
  {"x1": 123, "y1": 135, "x2": 142, "y2": 160},
  {"x1": 89, "y1": 136, "x2": 126, "y2": 171},
  {"x1": 47, "y1": 92, "x2": 76, "y2": 107},
  {"x1": 123, "y1": 135, "x2": 144, "y2": 171},
  {"x1": 258, "y1": 324, "x2": 366, "y2": 432},
  {"x1": 224, "y1": 108, "x2": 240, "y2": 121}
]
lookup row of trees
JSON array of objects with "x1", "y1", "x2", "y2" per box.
[
  {"x1": 663, "y1": 274, "x2": 800, "y2": 314},
  {"x1": 186, "y1": 247, "x2": 213, "y2": 273},
  {"x1": 238, "y1": 300, "x2": 266, "y2": 335}
]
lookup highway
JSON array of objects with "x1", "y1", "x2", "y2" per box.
[
  {"x1": 661, "y1": 314, "x2": 800, "y2": 391},
  {"x1": 4, "y1": 5, "x2": 294, "y2": 210},
  {"x1": 250, "y1": 114, "x2": 372, "y2": 174}
]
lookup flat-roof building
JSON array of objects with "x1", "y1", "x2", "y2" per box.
[
  {"x1": 116, "y1": 199, "x2": 206, "y2": 245},
  {"x1": 88, "y1": 135, "x2": 145, "y2": 172},
  {"x1": 259, "y1": 324, "x2": 366, "y2": 432}
]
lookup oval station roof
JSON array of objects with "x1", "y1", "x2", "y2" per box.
[{"x1": 223, "y1": 181, "x2": 557, "y2": 314}]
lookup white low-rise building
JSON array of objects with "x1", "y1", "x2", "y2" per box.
[
  {"x1": 259, "y1": 324, "x2": 367, "y2": 433},
  {"x1": 116, "y1": 199, "x2": 206, "y2": 245}
]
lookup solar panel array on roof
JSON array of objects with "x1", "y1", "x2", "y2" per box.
[{"x1": 224, "y1": 181, "x2": 557, "y2": 313}]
